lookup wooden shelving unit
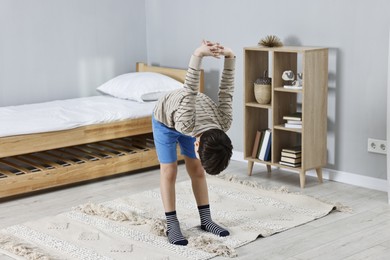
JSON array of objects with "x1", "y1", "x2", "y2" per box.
[{"x1": 244, "y1": 46, "x2": 328, "y2": 188}]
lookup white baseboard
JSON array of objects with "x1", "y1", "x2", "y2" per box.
[{"x1": 232, "y1": 151, "x2": 388, "y2": 192}]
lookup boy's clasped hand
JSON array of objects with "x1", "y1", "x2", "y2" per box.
[{"x1": 194, "y1": 40, "x2": 235, "y2": 59}]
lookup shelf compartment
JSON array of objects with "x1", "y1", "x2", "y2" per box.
[
  {"x1": 244, "y1": 50, "x2": 270, "y2": 104},
  {"x1": 273, "y1": 52, "x2": 297, "y2": 92},
  {"x1": 272, "y1": 129, "x2": 301, "y2": 165},
  {"x1": 244, "y1": 107, "x2": 271, "y2": 159},
  {"x1": 273, "y1": 91, "x2": 299, "y2": 127}
]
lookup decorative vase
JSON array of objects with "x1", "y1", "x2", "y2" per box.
[{"x1": 254, "y1": 83, "x2": 271, "y2": 104}]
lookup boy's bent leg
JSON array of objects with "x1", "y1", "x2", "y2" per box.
[
  {"x1": 152, "y1": 117, "x2": 188, "y2": 245},
  {"x1": 160, "y1": 162, "x2": 178, "y2": 212},
  {"x1": 184, "y1": 157, "x2": 229, "y2": 237},
  {"x1": 160, "y1": 162, "x2": 188, "y2": 246},
  {"x1": 184, "y1": 156, "x2": 209, "y2": 206}
]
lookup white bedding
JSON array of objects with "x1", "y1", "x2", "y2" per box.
[{"x1": 0, "y1": 96, "x2": 156, "y2": 138}]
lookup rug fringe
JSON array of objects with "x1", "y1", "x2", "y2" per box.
[
  {"x1": 216, "y1": 174, "x2": 352, "y2": 213},
  {"x1": 189, "y1": 235, "x2": 237, "y2": 258},
  {"x1": 215, "y1": 173, "x2": 290, "y2": 193},
  {"x1": 315, "y1": 199, "x2": 353, "y2": 213},
  {"x1": 74, "y1": 202, "x2": 148, "y2": 225},
  {"x1": 333, "y1": 202, "x2": 353, "y2": 213},
  {"x1": 74, "y1": 202, "x2": 169, "y2": 236},
  {"x1": 0, "y1": 233, "x2": 51, "y2": 260},
  {"x1": 149, "y1": 218, "x2": 167, "y2": 237},
  {"x1": 216, "y1": 174, "x2": 260, "y2": 188}
]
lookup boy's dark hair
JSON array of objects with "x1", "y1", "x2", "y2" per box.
[{"x1": 198, "y1": 129, "x2": 233, "y2": 175}]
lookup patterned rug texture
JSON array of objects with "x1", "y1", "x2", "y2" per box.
[{"x1": 0, "y1": 174, "x2": 344, "y2": 260}]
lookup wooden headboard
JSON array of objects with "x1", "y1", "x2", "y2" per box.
[{"x1": 136, "y1": 62, "x2": 204, "y2": 93}]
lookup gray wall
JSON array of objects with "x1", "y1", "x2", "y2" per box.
[
  {"x1": 0, "y1": 0, "x2": 147, "y2": 106},
  {"x1": 145, "y1": 0, "x2": 389, "y2": 180}
]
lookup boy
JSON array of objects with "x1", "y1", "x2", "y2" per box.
[{"x1": 152, "y1": 40, "x2": 235, "y2": 245}]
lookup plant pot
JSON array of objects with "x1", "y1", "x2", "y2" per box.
[{"x1": 254, "y1": 83, "x2": 271, "y2": 104}]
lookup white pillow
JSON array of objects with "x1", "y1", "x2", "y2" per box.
[{"x1": 97, "y1": 72, "x2": 183, "y2": 102}]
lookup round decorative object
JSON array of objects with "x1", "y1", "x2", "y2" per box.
[
  {"x1": 282, "y1": 70, "x2": 295, "y2": 81},
  {"x1": 254, "y1": 83, "x2": 271, "y2": 104},
  {"x1": 258, "y1": 35, "x2": 283, "y2": 47}
]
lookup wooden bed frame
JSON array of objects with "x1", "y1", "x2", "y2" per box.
[{"x1": 0, "y1": 62, "x2": 204, "y2": 199}]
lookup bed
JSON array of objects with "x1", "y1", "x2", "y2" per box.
[{"x1": 0, "y1": 62, "x2": 204, "y2": 199}]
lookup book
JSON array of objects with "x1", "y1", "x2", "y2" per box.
[
  {"x1": 283, "y1": 112, "x2": 302, "y2": 121},
  {"x1": 258, "y1": 129, "x2": 271, "y2": 161},
  {"x1": 282, "y1": 146, "x2": 302, "y2": 153},
  {"x1": 251, "y1": 130, "x2": 263, "y2": 158},
  {"x1": 281, "y1": 156, "x2": 301, "y2": 164},
  {"x1": 286, "y1": 120, "x2": 302, "y2": 125},
  {"x1": 279, "y1": 161, "x2": 301, "y2": 168},
  {"x1": 263, "y1": 132, "x2": 272, "y2": 161},
  {"x1": 256, "y1": 130, "x2": 267, "y2": 158},
  {"x1": 281, "y1": 151, "x2": 301, "y2": 158},
  {"x1": 284, "y1": 123, "x2": 302, "y2": 129},
  {"x1": 283, "y1": 85, "x2": 302, "y2": 90}
]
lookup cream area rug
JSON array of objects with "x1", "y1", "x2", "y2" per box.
[{"x1": 0, "y1": 175, "x2": 343, "y2": 260}]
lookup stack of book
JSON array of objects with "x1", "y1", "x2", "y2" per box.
[
  {"x1": 280, "y1": 146, "x2": 301, "y2": 167},
  {"x1": 283, "y1": 112, "x2": 302, "y2": 129},
  {"x1": 251, "y1": 129, "x2": 272, "y2": 161}
]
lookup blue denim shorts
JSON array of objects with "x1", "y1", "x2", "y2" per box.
[{"x1": 152, "y1": 116, "x2": 197, "y2": 163}]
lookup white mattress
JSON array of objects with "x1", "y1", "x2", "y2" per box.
[{"x1": 0, "y1": 96, "x2": 156, "y2": 138}]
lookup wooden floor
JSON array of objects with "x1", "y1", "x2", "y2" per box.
[{"x1": 0, "y1": 160, "x2": 389, "y2": 260}]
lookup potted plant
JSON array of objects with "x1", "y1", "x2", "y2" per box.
[{"x1": 254, "y1": 70, "x2": 271, "y2": 104}]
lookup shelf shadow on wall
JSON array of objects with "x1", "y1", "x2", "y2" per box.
[{"x1": 326, "y1": 48, "x2": 338, "y2": 170}]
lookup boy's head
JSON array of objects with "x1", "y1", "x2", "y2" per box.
[{"x1": 195, "y1": 129, "x2": 233, "y2": 175}]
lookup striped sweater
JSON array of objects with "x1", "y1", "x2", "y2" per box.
[{"x1": 153, "y1": 55, "x2": 235, "y2": 137}]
